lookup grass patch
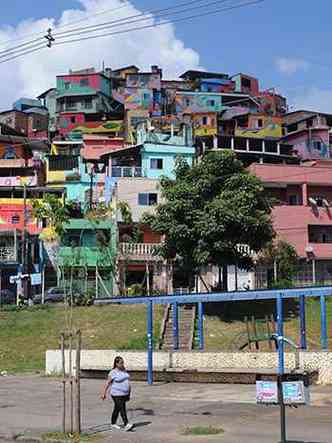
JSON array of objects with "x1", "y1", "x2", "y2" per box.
[
  {"x1": 182, "y1": 426, "x2": 224, "y2": 436},
  {"x1": 0, "y1": 304, "x2": 162, "y2": 373},
  {"x1": 204, "y1": 298, "x2": 332, "y2": 351}
]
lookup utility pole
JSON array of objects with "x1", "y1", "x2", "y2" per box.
[{"x1": 22, "y1": 184, "x2": 28, "y2": 300}]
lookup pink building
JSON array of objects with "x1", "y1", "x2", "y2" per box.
[{"x1": 250, "y1": 161, "x2": 332, "y2": 285}]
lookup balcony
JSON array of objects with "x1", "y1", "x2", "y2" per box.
[
  {"x1": 200, "y1": 135, "x2": 294, "y2": 158},
  {"x1": 0, "y1": 246, "x2": 17, "y2": 263},
  {"x1": 119, "y1": 242, "x2": 161, "y2": 260},
  {"x1": 111, "y1": 166, "x2": 145, "y2": 178},
  {"x1": 0, "y1": 159, "x2": 35, "y2": 168}
]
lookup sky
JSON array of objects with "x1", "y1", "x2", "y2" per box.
[{"x1": 0, "y1": 0, "x2": 331, "y2": 112}]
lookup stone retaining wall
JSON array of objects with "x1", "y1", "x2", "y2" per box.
[{"x1": 45, "y1": 350, "x2": 332, "y2": 384}]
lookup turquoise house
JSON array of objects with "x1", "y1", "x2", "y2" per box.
[{"x1": 136, "y1": 124, "x2": 195, "y2": 179}]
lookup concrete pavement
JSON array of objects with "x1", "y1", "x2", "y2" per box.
[{"x1": 0, "y1": 375, "x2": 331, "y2": 442}]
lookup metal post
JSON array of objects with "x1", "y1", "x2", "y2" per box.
[
  {"x1": 147, "y1": 301, "x2": 153, "y2": 385},
  {"x1": 276, "y1": 293, "x2": 286, "y2": 443},
  {"x1": 312, "y1": 259, "x2": 316, "y2": 285},
  {"x1": 22, "y1": 184, "x2": 28, "y2": 300},
  {"x1": 75, "y1": 330, "x2": 82, "y2": 434},
  {"x1": 320, "y1": 295, "x2": 328, "y2": 351},
  {"x1": 0, "y1": 269, "x2": 2, "y2": 309},
  {"x1": 299, "y1": 295, "x2": 307, "y2": 350},
  {"x1": 198, "y1": 301, "x2": 204, "y2": 350},
  {"x1": 61, "y1": 333, "x2": 66, "y2": 434},
  {"x1": 172, "y1": 302, "x2": 179, "y2": 350},
  {"x1": 89, "y1": 170, "x2": 94, "y2": 210},
  {"x1": 39, "y1": 241, "x2": 45, "y2": 305}
]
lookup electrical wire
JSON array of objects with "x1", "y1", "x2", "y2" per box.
[
  {"x1": 0, "y1": 0, "x2": 215, "y2": 57},
  {"x1": 55, "y1": 0, "x2": 232, "y2": 41},
  {"x1": 0, "y1": 1, "x2": 132, "y2": 50},
  {"x1": 0, "y1": 0, "x2": 265, "y2": 65},
  {"x1": 53, "y1": 0, "x2": 226, "y2": 38},
  {"x1": 0, "y1": 44, "x2": 49, "y2": 65},
  {"x1": 54, "y1": 1, "x2": 265, "y2": 48}
]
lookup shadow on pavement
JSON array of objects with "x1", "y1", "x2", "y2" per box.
[
  {"x1": 133, "y1": 421, "x2": 152, "y2": 429},
  {"x1": 84, "y1": 421, "x2": 152, "y2": 435}
]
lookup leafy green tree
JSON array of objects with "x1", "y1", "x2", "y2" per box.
[
  {"x1": 32, "y1": 194, "x2": 72, "y2": 240},
  {"x1": 258, "y1": 240, "x2": 299, "y2": 288},
  {"x1": 143, "y1": 151, "x2": 274, "y2": 289}
]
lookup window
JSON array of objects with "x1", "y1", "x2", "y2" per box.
[
  {"x1": 257, "y1": 119, "x2": 263, "y2": 128},
  {"x1": 202, "y1": 116, "x2": 208, "y2": 125},
  {"x1": 66, "y1": 98, "x2": 76, "y2": 110},
  {"x1": 84, "y1": 98, "x2": 93, "y2": 109},
  {"x1": 11, "y1": 214, "x2": 20, "y2": 224},
  {"x1": 185, "y1": 98, "x2": 190, "y2": 106},
  {"x1": 143, "y1": 93, "x2": 150, "y2": 101},
  {"x1": 64, "y1": 82, "x2": 70, "y2": 90},
  {"x1": 138, "y1": 193, "x2": 158, "y2": 206},
  {"x1": 207, "y1": 99, "x2": 215, "y2": 107},
  {"x1": 71, "y1": 116, "x2": 76, "y2": 124},
  {"x1": 287, "y1": 123, "x2": 298, "y2": 133},
  {"x1": 150, "y1": 158, "x2": 163, "y2": 170},
  {"x1": 306, "y1": 118, "x2": 314, "y2": 128},
  {"x1": 241, "y1": 77, "x2": 251, "y2": 89},
  {"x1": 288, "y1": 195, "x2": 299, "y2": 206},
  {"x1": 80, "y1": 78, "x2": 89, "y2": 87},
  {"x1": 312, "y1": 140, "x2": 322, "y2": 151}
]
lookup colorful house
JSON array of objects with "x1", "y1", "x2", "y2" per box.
[
  {"x1": 283, "y1": 110, "x2": 332, "y2": 160},
  {"x1": 56, "y1": 69, "x2": 123, "y2": 136},
  {"x1": 58, "y1": 218, "x2": 117, "y2": 297},
  {"x1": 250, "y1": 161, "x2": 332, "y2": 286}
]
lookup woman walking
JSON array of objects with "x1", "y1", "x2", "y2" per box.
[{"x1": 101, "y1": 356, "x2": 134, "y2": 431}]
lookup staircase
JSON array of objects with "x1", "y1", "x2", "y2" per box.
[{"x1": 160, "y1": 304, "x2": 196, "y2": 351}]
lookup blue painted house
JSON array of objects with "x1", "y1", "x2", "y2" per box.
[{"x1": 136, "y1": 123, "x2": 195, "y2": 179}]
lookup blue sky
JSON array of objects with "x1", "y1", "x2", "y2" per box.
[{"x1": 1, "y1": 0, "x2": 331, "y2": 111}]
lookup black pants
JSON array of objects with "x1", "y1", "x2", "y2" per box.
[{"x1": 111, "y1": 395, "x2": 129, "y2": 425}]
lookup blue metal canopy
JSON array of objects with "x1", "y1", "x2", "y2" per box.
[{"x1": 95, "y1": 285, "x2": 332, "y2": 306}]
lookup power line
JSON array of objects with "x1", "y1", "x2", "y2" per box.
[
  {"x1": 0, "y1": 0, "x2": 209, "y2": 56},
  {"x1": 0, "y1": 0, "x2": 223, "y2": 58},
  {"x1": 0, "y1": 0, "x2": 264, "y2": 65},
  {"x1": 53, "y1": 0, "x2": 221, "y2": 38},
  {"x1": 55, "y1": 1, "x2": 265, "y2": 48},
  {"x1": 0, "y1": 1, "x2": 132, "y2": 50}
]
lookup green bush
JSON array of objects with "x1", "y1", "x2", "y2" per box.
[{"x1": 72, "y1": 289, "x2": 95, "y2": 306}]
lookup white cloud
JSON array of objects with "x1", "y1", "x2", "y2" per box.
[
  {"x1": 275, "y1": 56, "x2": 309, "y2": 75},
  {"x1": 0, "y1": 0, "x2": 201, "y2": 109},
  {"x1": 292, "y1": 87, "x2": 332, "y2": 113}
]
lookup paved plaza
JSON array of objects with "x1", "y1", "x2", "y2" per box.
[{"x1": 0, "y1": 375, "x2": 332, "y2": 442}]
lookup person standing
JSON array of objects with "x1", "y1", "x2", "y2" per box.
[{"x1": 101, "y1": 356, "x2": 133, "y2": 432}]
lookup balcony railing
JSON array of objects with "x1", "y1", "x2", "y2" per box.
[
  {"x1": 119, "y1": 242, "x2": 160, "y2": 258},
  {"x1": 0, "y1": 246, "x2": 17, "y2": 263},
  {"x1": 200, "y1": 135, "x2": 294, "y2": 158},
  {"x1": 111, "y1": 166, "x2": 145, "y2": 178}
]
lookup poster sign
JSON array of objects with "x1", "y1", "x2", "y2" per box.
[
  {"x1": 282, "y1": 381, "x2": 306, "y2": 405},
  {"x1": 256, "y1": 381, "x2": 278, "y2": 404},
  {"x1": 30, "y1": 273, "x2": 42, "y2": 286}
]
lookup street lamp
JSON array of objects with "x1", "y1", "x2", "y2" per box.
[{"x1": 86, "y1": 162, "x2": 105, "y2": 210}]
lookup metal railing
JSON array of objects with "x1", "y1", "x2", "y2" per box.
[
  {"x1": 0, "y1": 246, "x2": 17, "y2": 263},
  {"x1": 111, "y1": 166, "x2": 145, "y2": 178},
  {"x1": 119, "y1": 242, "x2": 159, "y2": 256}
]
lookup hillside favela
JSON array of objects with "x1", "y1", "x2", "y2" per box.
[{"x1": 1, "y1": 1, "x2": 332, "y2": 443}]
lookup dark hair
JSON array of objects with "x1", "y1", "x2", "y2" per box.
[{"x1": 113, "y1": 356, "x2": 123, "y2": 369}]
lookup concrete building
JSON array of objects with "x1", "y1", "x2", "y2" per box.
[
  {"x1": 283, "y1": 110, "x2": 332, "y2": 160},
  {"x1": 250, "y1": 161, "x2": 332, "y2": 286}
]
